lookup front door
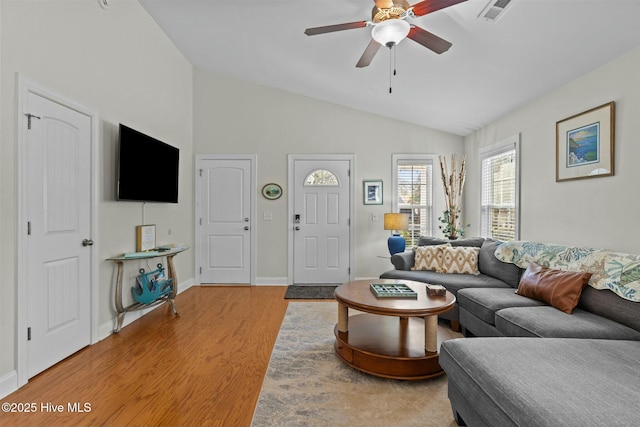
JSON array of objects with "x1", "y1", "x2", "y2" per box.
[
  {"x1": 292, "y1": 159, "x2": 351, "y2": 284},
  {"x1": 198, "y1": 157, "x2": 253, "y2": 284},
  {"x1": 24, "y1": 91, "x2": 93, "y2": 378}
]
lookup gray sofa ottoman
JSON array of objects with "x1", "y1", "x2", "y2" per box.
[{"x1": 440, "y1": 337, "x2": 640, "y2": 427}]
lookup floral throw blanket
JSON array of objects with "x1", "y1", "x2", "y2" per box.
[{"x1": 495, "y1": 241, "x2": 640, "y2": 302}]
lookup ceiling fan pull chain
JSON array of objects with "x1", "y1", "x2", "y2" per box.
[
  {"x1": 389, "y1": 53, "x2": 392, "y2": 94},
  {"x1": 394, "y1": 45, "x2": 397, "y2": 76},
  {"x1": 389, "y1": 45, "x2": 398, "y2": 94},
  {"x1": 389, "y1": 46, "x2": 393, "y2": 94}
]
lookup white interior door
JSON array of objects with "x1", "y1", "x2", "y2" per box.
[
  {"x1": 293, "y1": 159, "x2": 351, "y2": 284},
  {"x1": 25, "y1": 91, "x2": 92, "y2": 378},
  {"x1": 198, "y1": 158, "x2": 253, "y2": 284}
]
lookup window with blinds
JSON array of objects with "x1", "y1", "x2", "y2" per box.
[
  {"x1": 480, "y1": 141, "x2": 519, "y2": 241},
  {"x1": 395, "y1": 158, "x2": 433, "y2": 247}
]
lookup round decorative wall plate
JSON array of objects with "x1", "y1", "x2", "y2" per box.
[{"x1": 262, "y1": 183, "x2": 282, "y2": 200}]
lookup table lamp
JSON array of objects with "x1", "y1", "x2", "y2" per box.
[{"x1": 384, "y1": 213, "x2": 409, "y2": 255}]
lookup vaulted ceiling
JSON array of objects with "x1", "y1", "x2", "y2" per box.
[{"x1": 140, "y1": 0, "x2": 640, "y2": 136}]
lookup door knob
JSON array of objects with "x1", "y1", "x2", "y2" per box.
[
  {"x1": 295, "y1": 226, "x2": 300, "y2": 231},
  {"x1": 244, "y1": 226, "x2": 250, "y2": 230},
  {"x1": 82, "y1": 239, "x2": 94, "y2": 246},
  {"x1": 244, "y1": 217, "x2": 249, "y2": 222}
]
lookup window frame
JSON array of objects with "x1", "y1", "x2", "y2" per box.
[
  {"x1": 391, "y1": 154, "x2": 437, "y2": 247},
  {"x1": 479, "y1": 134, "x2": 521, "y2": 241}
]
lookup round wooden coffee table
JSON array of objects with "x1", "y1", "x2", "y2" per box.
[{"x1": 333, "y1": 279, "x2": 455, "y2": 380}]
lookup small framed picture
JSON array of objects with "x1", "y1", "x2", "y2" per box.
[
  {"x1": 136, "y1": 224, "x2": 156, "y2": 252},
  {"x1": 556, "y1": 101, "x2": 615, "y2": 182},
  {"x1": 363, "y1": 180, "x2": 383, "y2": 205},
  {"x1": 262, "y1": 183, "x2": 282, "y2": 200}
]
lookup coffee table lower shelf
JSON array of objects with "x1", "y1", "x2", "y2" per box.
[{"x1": 334, "y1": 313, "x2": 445, "y2": 380}]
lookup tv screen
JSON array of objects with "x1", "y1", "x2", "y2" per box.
[{"x1": 117, "y1": 124, "x2": 179, "y2": 203}]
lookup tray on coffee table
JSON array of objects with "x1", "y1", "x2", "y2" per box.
[{"x1": 370, "y1": 283, "x2": 418, "y2": 298}]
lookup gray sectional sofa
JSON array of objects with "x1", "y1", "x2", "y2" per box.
[
  {"x1": 380, "y1": 237, "x2": 640, "y2": 426},
  {"x1": 380, "y1": 237, "x2": 521, "y2": 330}
]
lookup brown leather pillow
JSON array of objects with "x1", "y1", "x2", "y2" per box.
[{"x1": 516, "y1": 262, "x2": 592, "y2": 314}]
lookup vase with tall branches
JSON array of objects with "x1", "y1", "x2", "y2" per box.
[{"x1": 438, "y1": 154, "x2": 467, "y2": 240}]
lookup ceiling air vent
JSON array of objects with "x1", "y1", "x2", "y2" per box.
[{"x1": 478, "y1": 0, "x2": 513, "y2": 21}]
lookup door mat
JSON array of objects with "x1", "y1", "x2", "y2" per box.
[{"x1": 284, "y1": 285, "x2": 337, "y2": 299}]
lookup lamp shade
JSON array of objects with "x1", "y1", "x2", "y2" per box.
[
  {"x1": 384, "y1": 213, "x2": 409, "y2": 231},
  {"x1": 371, "y1": 19, "x2": 410, "y2": 48}
]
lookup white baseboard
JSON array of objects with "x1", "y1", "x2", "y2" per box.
[
  {"x1": 0, "y1": 370, "x2": 18, "y2": 400},
  {"x1": 98, "y1": 277, "x2": 194, "y2": 341},
  {"x1": 255, "y1": 277, "x2": 288, "y2": 286}
]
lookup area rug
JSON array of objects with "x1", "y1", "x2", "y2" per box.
[
  {"x1": 284, "y1": 285, "x2": 337, "y2": 299},
  {"x1": 251, "y1": 301, "x2": 461, "y2": 427}
]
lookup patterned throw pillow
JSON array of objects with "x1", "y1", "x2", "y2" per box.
[
  {"x1": 440, "y1": 246, "x2": 480, "y2": 275},
  {"x1": 412, "y1": 244, "x2": 451, "y2": 272}
]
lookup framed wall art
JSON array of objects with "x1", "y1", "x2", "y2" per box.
[
  {"x1": 363, "y1": 180, "x2": 383, "y2": 205},
  {"x1": 262, "y1": 183, "x2": 282, "y2": 200},
  {"x1": 556, "y1": 101, "x2": 615, "y2": 182}
]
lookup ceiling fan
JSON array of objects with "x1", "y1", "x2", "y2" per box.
[{"x1": 304, "y1": 0, "x2": 467, "y2": 68}]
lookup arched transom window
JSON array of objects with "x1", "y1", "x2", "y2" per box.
[{"x1": 304, "y1": 169, "x2": 339, "y2": 186}]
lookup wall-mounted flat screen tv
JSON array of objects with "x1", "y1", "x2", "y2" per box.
[{"x1": 117, "y1": 124, "x2": 179, "y2": 203}]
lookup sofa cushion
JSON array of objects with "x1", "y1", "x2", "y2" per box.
[
  {"x1": 478, "y1": 239, "x2": 522, "y2": 287},
  {"x1": 417, "y1": 236, "x2": 484, "y2": 248},
  {"x1": 440, "y1": 338, "x2": 640, "y2": 427},
  {"x1": 412, "y1": 243, "x2": 450, "y2": 272},
  {"x1": 440, "y1": 246, "x2": 480, "y2": 275},
  {"x1": 459, "y1": 307, "x2": 505, "y2": 337},
  {"x1": 457, "y1": 288, "x2": 546, "y2": 325},
  {"x1": 516, "y1": 262, "x2": 591, "y2": 314},
  {"x1": 495, "y1": 306, "x2": 640, "y2": 340},
  {"x1": 578, "y1": 286, "x2": 640, "y2": 332},
  {"x1": 380, "y1": 269, "x2": 511, "y2": 296}
]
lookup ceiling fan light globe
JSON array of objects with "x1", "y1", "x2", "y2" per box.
[{"x1": 371, "y1": 19, "x2": 410, "y2": 47}]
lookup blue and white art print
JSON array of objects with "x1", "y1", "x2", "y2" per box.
[
  {"x1": 556, "y1": 102, "x2": 614, "y2": 182},
  {"x1": 566, "y1": 122, "x2": 599, "y2": 167}
]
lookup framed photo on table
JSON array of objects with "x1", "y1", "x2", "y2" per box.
[
  {"x1": 363, "y1": 180, "x2": 383, "y2": 205},
  {"x1": 136, "y1": 224, "x2": 156, "y2": 251},
  {"x1": 556, "y1": 102, "x2": 615, "y2": 182}
]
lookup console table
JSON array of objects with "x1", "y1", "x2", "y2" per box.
[{"x1": 107, "y1": 246, "x2": 189, "y2": 333}]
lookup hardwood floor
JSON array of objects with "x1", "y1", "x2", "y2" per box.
[{"x1": 0, "y1": 286, "x2": 290, "y2": 427}]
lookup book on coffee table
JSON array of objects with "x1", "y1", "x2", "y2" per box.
[{"x1": 370, "y1": 283, "x2": 418, "y2": 298}]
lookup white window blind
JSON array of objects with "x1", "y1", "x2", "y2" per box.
[
  {"x1": 480, "y1": 140, "x2": 518, "y2": 241},
  {"x1": 395, "y1": 158, "x2": 433, "y2": 247}
]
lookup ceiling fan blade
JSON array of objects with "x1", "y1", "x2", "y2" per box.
[
  {"x1": 304, "y1": 21, "x2": 368, "y2": 36},
  {"x1": 356, "y1": 39, "x2": 382, "y2": 68},
  {"x1": 411, "y1": 0, "x2": 466, "y2": 17},
  {"x1": 407, "y1": 25, "x2": 452, "y2": 54}
]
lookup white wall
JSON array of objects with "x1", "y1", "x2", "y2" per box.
[
  {"x1": 0, "y1": 0, "x2": 193, "y2": 387},
  {"x1": 193, "y1": 68, "x2": 464, "y2": 282},
  {"x1": 464, "y1": 46, "x2": 640, "y2": 253}
]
